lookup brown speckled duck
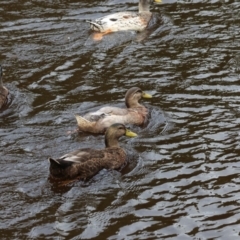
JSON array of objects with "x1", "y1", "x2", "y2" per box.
[
  {"x1": 49, "y1": 123, "x2": 137, "y2": 181},
  {"x1": 87, "y1": 0, "x2": 162, "y2": 40},
  {"x1": 0, "y1": 65, "x2": 9, "y2": 109},
  {"x1": 75, "y1": 87, "x2": 152, "y2": 134}
]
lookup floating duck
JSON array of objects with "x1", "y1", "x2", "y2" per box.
[
  {"x1": 49, "y1": 123, "x2": 137, "y2": 181},
  {"x1": 75, "y1": 87, "x2": 152, "y2": 134},
  {"x1": 87, "y1": 0, "x2": 162, "y2": 40},
  {"x1": 0, "y1": 65, "x2": 9, "y2": 109}
]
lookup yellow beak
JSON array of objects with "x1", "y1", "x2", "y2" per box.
[
  {"x1": 154, "y1": 0, "x2": 162, "y2": 3},
  {"x1": 125, "y1": 129, "x2": 137, "y2": 137},
  {"x1": 142, "y1": 92, "x2": 152, "y2": 99}
]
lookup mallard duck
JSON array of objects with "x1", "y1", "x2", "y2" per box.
[
  {"x1": 87, "y1": 0, "x2": 162, "y2": 40},
  {"x1": 49, "y1": 123, "x2": 137, "y2": 181},
  {"x1": 0, "y1": 65, "x2": 9, "y2": 109},
  {"x1": 75, "y1": 87, "x2": 152, "y2": 134}
]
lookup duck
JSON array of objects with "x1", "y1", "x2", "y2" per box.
[
  {"x1": 0, "y1": 65, "x2": 9, "y2": 109},
  {"x1": 48, "y1": 123, "x2": 137, "y2": 181},
  {"x1": 75, "y1": 87, "x2": 152, "y2": 134},
  {"x1": 87, "y1": 0, "x2": 162, "y2": 40}
]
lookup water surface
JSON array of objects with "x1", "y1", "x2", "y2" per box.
[{"x1": 1, "y1": 0, "x2": 240, "y2": 239}]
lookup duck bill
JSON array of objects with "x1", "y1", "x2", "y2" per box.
[
  {"x1": 154, "y1": 0, "x2": 162, "y2": 3},
  {"x1": 142, "y1": 92, "x2": 152, "y2": 98},
  {"x1": 125, "y1": 129, "x2": 137, "y2": 138}
]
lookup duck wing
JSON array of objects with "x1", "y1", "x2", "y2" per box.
[
  {"x1": 49, "y1": 147, "x2": 126, "y2": 180},
  {"x1": 84, "y1": 112, "x2": 109, "y2": 122},
  {"x1": 84, "y1": 107, "x2": 129, "y2": 122},
  {"x1": 57, "y1": 148, "x2": 104, "y2": 164}
]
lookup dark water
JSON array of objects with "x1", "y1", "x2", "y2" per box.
[{"x1": 1, "y1": 0, "x2": 240, "y2": 239}]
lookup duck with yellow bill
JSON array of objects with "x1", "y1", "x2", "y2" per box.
[
  {"x1": 75, "y1": 87, "x2": 152, "y2": 134},
  {"x1": 49, "y1": 123, "x2": 137, "y2": 182}
]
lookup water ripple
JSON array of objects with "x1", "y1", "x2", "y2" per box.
[{"x1": 1, "y1": 0, "x2": 240, "y2": 239}]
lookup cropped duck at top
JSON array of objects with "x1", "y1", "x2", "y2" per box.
[
  {"x1": 49, "y1": 123, "x2": 137, "y2": 181},
  {"x1": 0, "y1": 65, "x2": 9, "y2": 109},
  {"x1": 87, "y1": 0, "x2": 162, "y2": 40},
  {"x1": 75, "y1": 87, "x2": 152, "y2": 134}
]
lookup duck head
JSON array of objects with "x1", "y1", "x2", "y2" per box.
[
  {"x1": 125, "y1": 87, "x2": 152, "y2": 108},
  {"x1": 139, "y1": 0, "x2": 162, "y2": 12},
  {"x1": 105, "y1": 123, "x2": 137, "y2": 148}
]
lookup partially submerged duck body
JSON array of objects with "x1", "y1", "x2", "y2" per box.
[
  {"x1": 88, "y1": 0, "x2": 162, "y2": 40},
  {"x1": 76, "y1": 107, "x2": 148, "y2": 134},
  {"x1": 89, "y1": 11, "x2": 157, "y2": 33},
  {"x1": 75, "y1": 87, "x2": 152, "y2": 134},
  {"x1": 49, "y1": 123, "x2": 137, "y2": 181},
  {"x1": 0, "y1": 65, "x2": 9, "y2": 109}
]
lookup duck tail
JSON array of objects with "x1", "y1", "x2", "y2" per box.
[
  {"x1": 75, "y1": 114, "x2": 96, "y2": 133},
  {"x1": 48, "y1": 157, "x2": 61, "y2": 169},
  {"x1": 75, "y1": 114, "x2": 90, "y2": 125}
]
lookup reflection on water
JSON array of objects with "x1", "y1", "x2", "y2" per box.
[{"x1": 1, "y1": 0, "x2": 240, "y2": 239}]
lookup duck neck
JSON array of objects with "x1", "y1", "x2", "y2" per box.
[
  {"x1": 0, "y1": 68, "x2": 3, "y2": 88},
  {"x1": 105, "y1": 134, "x2": 120, "y2": 148},
  {"x1": 134, "y1": 103, "x2": 145, "y2": 108},
  {"x1": 139, "y1": 0, "x2": 150, "y2": 12},
  {"x1": 126, "y1": 98, "x2": 144, "y2": 108}
]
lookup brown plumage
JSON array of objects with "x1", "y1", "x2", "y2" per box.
[
  {"x1": 0, "y1": 65, "x2": 9, "y2": 109},
  {"x1": 48, "y1": 123, "x2": 137, "y2": 181},
  {"x1": 75, "y1": 87, "x2": 152, "y2": 134}
]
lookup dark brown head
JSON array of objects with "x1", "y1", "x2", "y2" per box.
[
  {"x1": 125, "y1": 87, "x2": 152, "y2": 108},
  {"x1": 105, "y1": 123, "x2": 137, "y2": 148}
]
